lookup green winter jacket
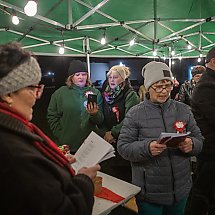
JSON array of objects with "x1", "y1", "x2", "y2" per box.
[{"x1": 47, "y1": 85, "x2": 104, "y2": 152}]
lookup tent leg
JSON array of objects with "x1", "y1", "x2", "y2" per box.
[{"x1": 84, "y1": 36, "x2": 91, "y2": 77}]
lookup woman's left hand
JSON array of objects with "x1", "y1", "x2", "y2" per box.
[
  {"x1": 178, "y1": 137, "x2": 193, "y2": 153},
  {"x1": 86, "y1": 102, "x2": 99, "y2": 116},
  {"x1": 104, "y1": 131, "x2": 116, "y2": 144}
]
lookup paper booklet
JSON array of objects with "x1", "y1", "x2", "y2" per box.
[
  {"x1": 158, "y1": 131, "x2": 191, "y2": 148},
  {"x1": 71, "y1": 131, "x2": 115, "y2": 173}
]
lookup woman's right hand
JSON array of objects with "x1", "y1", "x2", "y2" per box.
[
  {"x1": 77, "y1": 164, "x2": 101, "y2": 180},
  {"x1": 149, "y1": 140, "x2": 167, "y2": 156},
  {"x1": 86, "y1": 102, "x2": 99, "y2": 116}
]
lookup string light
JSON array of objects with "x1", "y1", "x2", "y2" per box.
[
  {"x1": 59, "y1": 44, "x2": 65, "y2": 55},
  {"x1": 58, "y1": 30, "x2": 65, "y2": 54},
  {"x1": 171, "y1": 50, "x2": 175, "y2": 56},
  {"x1": 100, "y1": 37, "x2": 106, "y2": 45},
  {"x1": 153, "y1": 49, "x2": 157, "y2": 56},
  {"x1": 187, "y1": 44, "x2": 192, "y2": 50},
  {"x1": 100, "y1": 29, "x2": 106, "y2": 45},
  {"x1": 129, "y1": 38, "x2": 135, "y2": 46},
  {"x1": 11, "y1": 15, "x2": 19, "y2": 25},
  {"x1": 119, "y1": 62, "x2": 125, "y2": 66},
  {"x1": 24, "y1": 1, "x2": 37, "y2": 17},
  {"x1": 11, "y1": 9, "x2": 19, "y2": 25},
  {"x1": 197, "y1": 57, "x2": 201, "y2": 62}
]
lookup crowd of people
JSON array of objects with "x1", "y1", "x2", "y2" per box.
[{"x1": 0, "y1": 41, "x2": 215, "y2": 215}]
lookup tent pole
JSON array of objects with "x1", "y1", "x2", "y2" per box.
[
  {"x1": 87, "y1": 54, "x2": 90, "y2": 78},
  {"x1": 168, "y1": 46, "x2": 172, "y2": 69},
  {"x1": 84, "y1": 37, "x2": 91, "y2": 77},
  {"x1": 68, "y1": 0, "x2": 73, "y2": 29}
]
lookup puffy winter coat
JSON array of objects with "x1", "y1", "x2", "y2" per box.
[{"x1": 117, "y1": 95, "x2": 203, "y2": 205}]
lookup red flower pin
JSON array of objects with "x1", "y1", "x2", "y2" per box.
[
  {"x1": 112, "y1": 106, "x2": 120, "y2": 122},
  {"x1": 173, "y1": 121, "x2": 186, "y2": 133}
]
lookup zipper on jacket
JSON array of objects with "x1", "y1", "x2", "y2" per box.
[{"x1": 159, "y1": 105, "x2": 175, "y2": 204}]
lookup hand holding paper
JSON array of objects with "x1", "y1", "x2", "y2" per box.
[
  {"x1": 71, "y1": 131, "x2": 115, "y2": 173},
  {"x1": 178, "y1": 136, "x2": 193, "y2": 153},
  {"x1": 158, "y1": 132, "x2": 191, "y2": 148}
]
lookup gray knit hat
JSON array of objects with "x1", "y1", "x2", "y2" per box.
[
  {"x1": 0, "y1": 57, "x2": 41, "y2": 96},
  {"x1": 142, "y1": 61, "x2": 173, "y2": 90},
  {"x1": 107, "y1": 65, "x2": 130, "y2": 80}
]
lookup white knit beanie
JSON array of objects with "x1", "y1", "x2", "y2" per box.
[{"x1": 142, "y1": 61, "x2": 173, "y2": 90}]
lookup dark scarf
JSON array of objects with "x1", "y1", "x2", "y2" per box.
[
  {"x1": 103, "y1": 84, "x2": 122, "y2": 104},
  {"x1": 0, "y1": 102, "x2": 75, "y2": 176}
]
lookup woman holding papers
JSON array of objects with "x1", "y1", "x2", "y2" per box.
[
  {"x1": 117, "y1": 61, "x2": 203, "y2": 215},
  {"x1": 99, "y1": 65, "x2": 139, "y2": 182},
  {"x1": 0, "y1": 43, "x2": 100, "y2": 215}
]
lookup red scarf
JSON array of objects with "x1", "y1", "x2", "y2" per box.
[{"x1": 0, "y1": 103, "x2": 75, "y2": 176}]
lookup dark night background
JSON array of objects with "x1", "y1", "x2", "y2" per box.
[{"x1": 32, "y1": 55, "x2": 205, "y2": 140}]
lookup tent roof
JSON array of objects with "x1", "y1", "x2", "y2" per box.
[{"x1": 0, "y1": 0, "x2": 215, "y2": 59}]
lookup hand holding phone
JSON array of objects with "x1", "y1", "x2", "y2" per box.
[
  {"x1": 87, "y1": 94, "x2": 98, "y2": 116},
  {"x1": 87, "y1": 94, "x2": 97, "y2": 106}
]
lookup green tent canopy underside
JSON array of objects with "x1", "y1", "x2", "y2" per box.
[{"x1": 0, "y1": 0, "x2": 215, "y2": 59}]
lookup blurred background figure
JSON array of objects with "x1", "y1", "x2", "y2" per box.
[
  {"x1": 47, "y1": 60, "x2": 104, "y2": 154},
  {"x1": 178, "y1": 65, "x2": 206, "y2": 106},
  {"x1": 171, "y1": 77, "x2": 180, "y2": 100},
  {"x1": 138, "y1": 83, "x2": 147, "y2": 102},
  {"x1": 0, "y1": 42, "x2": 100, "y2": 215},
  {"x1": 99, "y1": 65, "x2": 140, "y2": 182}
]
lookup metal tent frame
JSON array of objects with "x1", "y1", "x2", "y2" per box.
[{"x1": 0, "y1": 0, "x2": 215, "y2": 62}]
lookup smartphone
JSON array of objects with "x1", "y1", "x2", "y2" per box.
[{"x1": 87, "y1": 94, "x2": 97, "y2": 106}]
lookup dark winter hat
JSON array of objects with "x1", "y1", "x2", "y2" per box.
[
  {"x1": 68, "y1": 60, "x2": 88, "y2": 76},
  {"x1": 205, "y1": 46, "x2": 215, "y2": 64},
  {"x1": 142, "y1": 61, "x2": 173, "y2": 90},
  {"x1": 191, "y1": 65, "x2": 206, "y2": 77}
]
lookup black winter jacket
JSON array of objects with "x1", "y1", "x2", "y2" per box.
[
  {"x1": 101, "y1": 79, "x2": 140, "y2": 138},
  {"x1": 0, "y1": 111, "x2": 94, "y2": 215},
  {"x1": 191, "y1": 67, "x2": 215, "y2": 161}
]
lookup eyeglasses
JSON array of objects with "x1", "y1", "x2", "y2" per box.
[
  {"x1": 28, "y1": 84, "x2": 44, "y2": 99},
  {"x1": 151, "y1": 83, "x2": 173, "y2": 93}
]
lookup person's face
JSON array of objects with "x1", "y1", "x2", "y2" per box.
[
  {"x1": 8, "y1": 85, "x2": 43, "y2": 121},
  {"x1": 149, "y1": 80, "x2": 173, "y2": 103},
  {"x1": 108, "y1": 71, "x2": 124, "y2": 89},
  {"x1": 72, "y1": 72, "x2": 88, "y2": 87},
  {"x1": 205, "y1": 58, "x2": 215, "y2": 70},
  {"x1": 193, "y1": 74, "x2": 202, "y2": 83}
]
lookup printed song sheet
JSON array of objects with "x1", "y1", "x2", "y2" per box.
[{"x1": 71, "y1": 131, "x2": 115, "y2": 173}]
